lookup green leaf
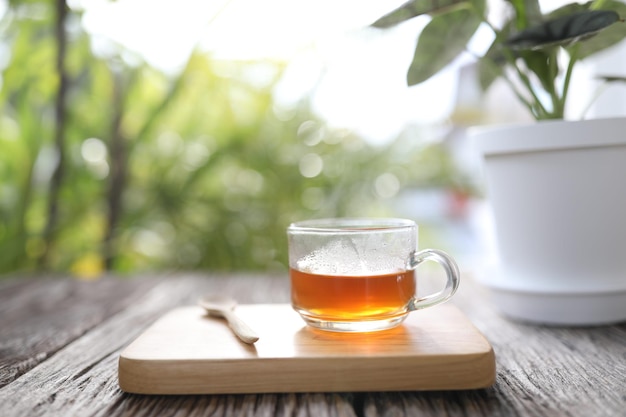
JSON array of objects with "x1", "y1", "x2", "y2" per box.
[
  {"x1": 573, "y1": 1, "x2": 626, "y2": 59},
  {"x1": 520, "y1": 49, "x2": 558, "y2": 92},
  {"x1": 476, "y1": 15, "x2": 521, "y2": 92},
  {"x1": 371, "y1": 0, "x2": 470, "y2": 28},
  {"x1": 543, "y1": 1, "x2": 589, "y2": 19},
  {"x1": 477, "y1": 41, "x2": 504, "y2": 91},
  {"x1": 407, "y1": 8, "x2": 481, "y2": 86},
  {"x1": 596, "y1": 75, "x2": 626, "y2": 83},
  {"x1": 505, "y1": 10, "x2": 621, "y2": 50}
]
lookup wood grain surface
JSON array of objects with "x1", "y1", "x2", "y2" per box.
[
  {"x1": 0, "y1": 271, "x2": 624, "y2": 417},
  {"x1": 118, "y1": 304, "x2": 495, "y2": 394}
]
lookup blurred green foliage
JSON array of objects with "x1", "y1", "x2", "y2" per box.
[{"x1": 0, "y1": 1, "x2": 472, "y2": 278}]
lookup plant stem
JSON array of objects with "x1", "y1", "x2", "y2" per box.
[
  {"x1": 481, "y1": 19, "x2": 545, "y2": 118},
  {"x1": 547, "y1": 50, "x2": 563, "y2": 118},
  {"x1": 467, "y1": 49, "x2": 535, "y2": 113},
  {"x1": 560, "y1": 45, "x2": 579, "y2": 118},
  {"x1": 507, "y1": 54, "x2": 550, "y2": 119}
]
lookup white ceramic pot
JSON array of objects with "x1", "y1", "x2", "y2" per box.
[{"x1": 472, "y1": 117, "x2": 626, "y2": 325}]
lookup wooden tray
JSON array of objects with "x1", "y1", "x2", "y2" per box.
[{"x1": 118, "y1": 304, "x2": 495, "y2": 394}]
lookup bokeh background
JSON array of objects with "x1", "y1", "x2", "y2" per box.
[{"x1": 1, "y1": 0, "x2": 625, "y2": 279}]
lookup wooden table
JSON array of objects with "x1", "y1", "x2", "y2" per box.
[{"x1": 1, "y1": 271, "x2": 624, "y2": 417}]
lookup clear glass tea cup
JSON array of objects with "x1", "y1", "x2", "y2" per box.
[{"x1": 287, "y1": 218, "x2": 460, "y2": 332}]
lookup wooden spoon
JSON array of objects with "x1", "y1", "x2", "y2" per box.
[{"x1": 198, "y1": 295, "x2": 259, "y2": 344}]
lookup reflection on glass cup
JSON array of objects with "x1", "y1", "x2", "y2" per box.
[{"x1": 287, "y1": 218, "x2": 460, "y2": 332}]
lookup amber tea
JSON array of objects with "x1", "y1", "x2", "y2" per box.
[{"x1": 290, "y1": 268, "x2": 416, "y2": 321}]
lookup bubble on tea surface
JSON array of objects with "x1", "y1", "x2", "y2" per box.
[
  {"x1": 296, "y1": 238, "x2": 401, "y2": 275},
  {"x1": 296, "y1": 240, "x2": 356, "y2": 275}
]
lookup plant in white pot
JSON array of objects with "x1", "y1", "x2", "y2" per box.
[{"x1": 371, "y1": 0, "x2": 626, "y2": 325}]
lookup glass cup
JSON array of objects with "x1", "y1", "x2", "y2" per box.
[{"x1": 287, "y1": 218, "x2": 460, "y2": 332}]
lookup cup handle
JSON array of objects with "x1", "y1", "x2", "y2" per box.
[{"x1": 407, "y1": 249, "x2": 460, "y2": 311}]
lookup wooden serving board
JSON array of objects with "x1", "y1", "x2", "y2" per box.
[{"x1": 118, "y1": 304, "x2": 495, "y2": 394}]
